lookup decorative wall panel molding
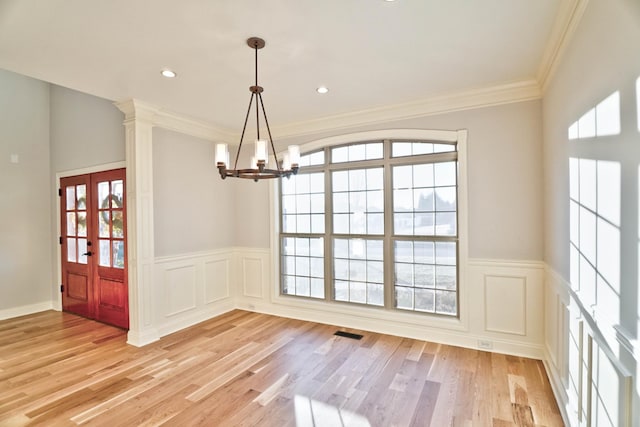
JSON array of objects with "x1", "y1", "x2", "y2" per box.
[
  {"x1": 154, "y1": 249, "x2": 234, "y2": 338},
  {"x1": 484, "y1": 275, "x2": 527, "y2": 335}
]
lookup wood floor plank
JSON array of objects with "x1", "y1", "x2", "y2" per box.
[{"x1": 0, "y1": 310, "x2": 564, "y2": 426}]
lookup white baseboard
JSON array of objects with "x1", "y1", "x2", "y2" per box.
[{"x1": 0, "y1": 301, "x2": 53, "y2": 320}]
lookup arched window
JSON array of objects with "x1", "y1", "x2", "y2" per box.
[{"x1": 279, "y1": 132, "x2": 464, "y2": 317}]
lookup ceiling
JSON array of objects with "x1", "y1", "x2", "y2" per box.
[{"x1": 0, "y1": 0, "x2": 566, "y2": 134}]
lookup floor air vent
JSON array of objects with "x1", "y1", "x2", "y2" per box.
[{"x1": 334, "y1": 331, "x2": 363, "y2": 340}]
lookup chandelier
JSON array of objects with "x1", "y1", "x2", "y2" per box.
[{"x1": 215, "y1": 37, "x2": 300, "y2": 181}]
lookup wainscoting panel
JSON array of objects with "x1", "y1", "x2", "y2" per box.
[
  {"x1": 164, "y1": 265, "x2": 197, "y2": 316},
  {"x1": 237, "y1": 249, "x2": 269, "y2": 299},
  {"x1": 234, "y1": 250, "x2": 546, "y2": 359},
  {"x1": 544, "y1": 267, "x2": 636, "y2": 427},
  {"x1": 467, "y1": 259, "x2": 545, "y2": 353},
  {"x1": 154, "y1": 249, "x2": 235, "y2": 338},
  {"x1": 484, "y1": 274, "x2": 527, "y2": 335},
  {"x1": 204, "y1": 258, "x2": 230, "y2": 303}
]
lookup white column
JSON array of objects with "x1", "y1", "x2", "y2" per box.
[{"x1": 116, "y1": 99, "x2": 160, "y2": 346}]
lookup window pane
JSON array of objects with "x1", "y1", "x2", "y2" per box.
[
  {"x1": 67, "y1": 238, "x2": 77, "y2": 263},
  {"x1": 414, "y1": 188, "x2": 434, "y2": 212},
  {"x1": 98, "y1": 182, "x2": 109, "y2": 209},
  {"x1": 283, "y1": 215, "x2": 296, "y2": 233},
  {"x1": 394, "y1": 240, "x2": 457, "y2": 316},
  {"x1": 435, "y1": 187, "x2": 456, "y2": 211},
  {"x1": 111, "y1": 180, "x2": 123, "y2": 208},
  {"x1": 78, "y1": 238, "x2": 88, "y2": 265},
  {"x1": 297, "y1": 194, "x2": 310, "y2": 214},
  {"x1": 66, "y1": 187, "x2": 75, "y2": 210},
  {"x1": 393, "y1": 166, "x2": 412, "y2": 189},
  {"x1": 332, "y1": 146, "x2": 348, "y2": 163},
  {"x1": 77, "y1": 212, "x2": 87, "y2": 237},
  {"x1": 283, "y1": 276, "x2": 295, "y2": 295},
  {"x1": 415, "y1": 288, "x2": 435, "y2": 312},
  {"x1": 349, "y1": 144, "x2": 366, "y2": 162},
  {"x1": 311, "y1": 278, "x2": 324, "y2": 298},
  {"x1": 66, "y1": 212, "x2": 76, "y2": 237},
  {"x1": 297, "y1": 215, "x2": 310, "y2": 233},
  {"x1": 112, "y1": 211, "x2": 124, "y2": 238},
  {"x1": 333, "y1": 237, "x2": 384, "y2": 307},
  {"x1": 435, "y1": 212, "x2": 456, "y2": 236},
  {"x1": 76, "y1": 185, "x2": 86, "y2": 210},
  {"x1": 335, "y1": 281, "x2": 349, "y2": 301},
  {"x1": 113, "y1": 241, "x2": 125, "y2": 269},
  {"x1": 349, "y1": 169, "x2": 366, "y2": 191},
  {"x1": 436, "y1": 242, "x2": 457, "y2": 265},
  {"x1": 414, "y1": 164, "x2": 434, "y2": 188},
  {"x1": 281, "y1": 237, "x2": 324, "y2": 300},
  {"x1": 367, "y1": 283, "x2": 384, "y2": 306},
  {"x1": 99, "y1": 239, "x2": 110, "y2": 267},
  {"x1": 392, "y1": 142, "x2": 412, "y2": 157},
  {"x1": 99, "y1": 211, "x2": 110, "y2": 238},
  {"x1": 434, "y1": 143, "x2": 455, "y2": 153},
  {"x1": 333, "y1": 170, "x2": 349, "y2": 192},
  {"x1": 365, "y1": 143, "x2": 383, "y2": 160},
  {"x1": 309, "y1": 173, "x2": 324, "y2": 193},
  {"x1": 368, "y1": 190, "x2": 384, "y2": 212},
  {"x1": 435, "y1": 162, "x2": 456, "y2": 186},
  {"x1": 435, "y1": 290, "x2": 457, "y2": 315},
  {"x1": 396, "y1": 287, "x2": 414, "y2": 310},
  {"x1": 311, "y1": 215, "x2": 324, "y2": 233}
]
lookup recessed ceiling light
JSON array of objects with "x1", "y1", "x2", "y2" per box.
[
  {"x1": 161, "y1": 69, "x2": 177, "y2": 78},
  {"x1": 316, "y1": 86, "x2": 329, "y2": 94}
]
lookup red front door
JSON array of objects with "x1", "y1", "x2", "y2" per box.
[{"x1": 60, "y1": 169, "x2": 129, "y2": 329}]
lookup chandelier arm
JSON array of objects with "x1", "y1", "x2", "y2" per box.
[
  {"x1": 235, "y1": 92, "x2": 256, "y2": 170},
  {"x1": 254, "y1": 43, "x2": 260, "y2": 141},
  {"x1": 257, "y1": 92, "x2": 280, "y2": 170}
]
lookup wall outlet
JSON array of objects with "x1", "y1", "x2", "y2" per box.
[
  {"x1": 478, "y1": 340, "x2": 493, "y2": 350},
  {"x1": 248, "y1": 303, "x2": 256, "y2": 310}
]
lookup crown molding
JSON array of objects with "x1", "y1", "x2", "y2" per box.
[
  {"x1": 537, "y1": 0, "x2": 590, "y2": 93},
  {"x1": 116, "y1": 79, "x2": 541, "y2": 143},
  {"x1": 271, "y1": 79, "x2": 542, "y2": 139},
  {"x1": 114, "y1": 98, "x2": 234, "y2": 142}
]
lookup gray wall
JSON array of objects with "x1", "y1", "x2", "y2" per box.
[
  {"x1": 153, "y1": 128, "x2": 235, "y2": 256},
  {"x1": 240, "y1": 100, "x2": 544, "y2": 262},
  {"x1": 0, "y1": 69, "x2": 52, "y2": 310},
  {"x1": 50, "y1": 85, "x2": 125, "y2": 173}
]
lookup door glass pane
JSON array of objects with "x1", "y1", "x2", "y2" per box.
[
  {"x1": 112, "y1": 241, "x2": 125, "y2": 269},
  {"x1": 112, "y1": 180, "x2": 124, "y2": 208},
  {"x1": 66, "y1": 187, "x2": 75, "y2": 210},
  {"x1": 76, "y1": 184, "x2": 87, "y2": 210},
  {"x1": 98, "y1": 182, "x2": 110, "y2": 209},
  {"x1": 99, "y1": 240, "x2": 110, "y2": 267},
  {"x1": 78, "y1": 238, "x2": 88, "y2": 265},
  {"x1": 112, "y1": 211, "x2": 124, "y2": 238},
  {"x1": 99, "y1": 211, "x2": 110, "y2": 238},
  {"x1": 77, "y1": 212, "x2": 87, "y2": 237},
  {"x1": 66, "y1": 212, "x2": 76, "y2": 236},
  {"x1": 67, "y1": 238, "x2": 77, "y2": 262}
]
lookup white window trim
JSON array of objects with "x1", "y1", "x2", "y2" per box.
[{"x1": 269, "y1": 129, "x2": 469, "y2": 332}]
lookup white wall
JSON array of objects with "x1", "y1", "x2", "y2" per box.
[
  {"x1": 0, "y1": 69, "x2": 52, "y2": 315},
  {"x1": 542, "y1": 0, "x2": 640, "y2": 425}
]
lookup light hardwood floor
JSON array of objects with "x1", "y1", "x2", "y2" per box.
[{"x1": 0, "y1": 310, "x2": 563, "y2": 426}]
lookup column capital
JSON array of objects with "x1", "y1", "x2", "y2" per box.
[{"x1": 115, "y1": 98, "x2": 161, "y2": 124}]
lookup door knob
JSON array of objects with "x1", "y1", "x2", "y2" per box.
[{"x1": 82, "y1": 251, "x2": 93, "y2": 256}]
